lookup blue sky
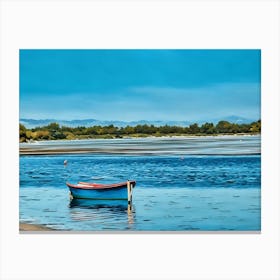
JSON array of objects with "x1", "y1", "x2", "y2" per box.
[{"x1": 20, "y1": 49, "x2": 261, "y2": 121}]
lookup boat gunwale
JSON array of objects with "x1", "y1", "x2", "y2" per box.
[{"x1": 66, "y1": 181, "x2": 136, "y2": 190}]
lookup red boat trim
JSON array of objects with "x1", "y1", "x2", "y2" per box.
[{"x1": 79, "y1": 181, "x2": 136, "y2": 187}]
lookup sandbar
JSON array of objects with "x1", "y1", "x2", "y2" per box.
[{"x1": 19, "y1": 134, "x2": 260, "y2": 155}]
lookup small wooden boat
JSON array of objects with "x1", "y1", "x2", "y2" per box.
[{"x1": 66, "y1": 180, "x2": 136, "y2": 201}]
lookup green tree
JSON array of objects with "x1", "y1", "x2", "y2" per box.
[
  {"x1": 19, "y1": 123, "x2": 27, "y2": 142},
  {"x1": 123, "y1": 126, "x2": 135, "y2": 135},
  {"x1": 46, "y1": 122, "x2": 60, "y2": 131},
  {"x1": 200, "y1": 122, "x2": 215, "y2": 134},
  {"x1": 215, "y1": 121, "x2": 232, "y2": 133},
  {"x1": 188, "y1": 123, "x2": 200, "y2": 134},
  {"x1": 249, "y1": 120, "x2": 261, "y2": 133}
]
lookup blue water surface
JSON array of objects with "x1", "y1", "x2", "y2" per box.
[{"x1": 20, "y1": 152, "x2": 261, "y2": 231}]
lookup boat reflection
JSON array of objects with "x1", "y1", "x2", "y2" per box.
[
  {"x1": 69, "y1": 198, "x2": 128, "y2": 210},
  {"x1": 69, "y1": 198, "x2": 135, "y2": 227}
]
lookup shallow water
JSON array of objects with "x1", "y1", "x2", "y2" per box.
[
  {"x1": 19, "y1": 136, "x2": 261, "y2": 231},
  {"x1": 20, "y1": 135, "x2": 260, "y2": 155}
]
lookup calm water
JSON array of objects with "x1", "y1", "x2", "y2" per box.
[{"x1": 19, "y1": 135, "x2": 261, "y2": 231}]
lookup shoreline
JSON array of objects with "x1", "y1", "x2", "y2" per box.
[
  {"x1": 21, "y1": 133, "x2": 260, "y2": 143},
  {"x1": 19, "y1": 222, "x2": 56, "y2": 231},
  {"x1": 19, "y1": 134, "x2": 260, "y2": 155}
]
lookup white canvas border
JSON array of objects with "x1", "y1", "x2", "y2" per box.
[{"x1": 0, "y1": 0, "x2": 279, "y2": 280}]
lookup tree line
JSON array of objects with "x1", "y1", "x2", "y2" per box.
[{"x1": 19, "y1": 120, "x2": 261, "y2": 142}]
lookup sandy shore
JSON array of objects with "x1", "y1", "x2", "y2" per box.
[
  {"x1": 19, "y1": 134, "x2": 260, "y2": 155},
  {"x1": 19, "y1": 222, "x2": 55, "y2": 231}
]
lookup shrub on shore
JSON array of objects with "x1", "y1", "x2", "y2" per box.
[{"x1": 19, "y1": 120, "x2": 261, "y2": 142}]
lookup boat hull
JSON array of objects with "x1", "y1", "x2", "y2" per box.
[
  {"x1": 68, "y1": 185, "x2": 128, "y2": 200},
  {"x1": 66, "y1": 181, "x2": 136, "y2": 200}
]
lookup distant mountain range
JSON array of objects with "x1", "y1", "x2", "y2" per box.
[
  {"x1": 200, "y1": 115, "x2": 258, "y2": 125},
  {"x1": 20, "y1": 116, "x2": 258, "y2": 129}
]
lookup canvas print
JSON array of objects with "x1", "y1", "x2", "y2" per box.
[{"x1": 19, "y1": 49, "x2": 261, "y2": 232}]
